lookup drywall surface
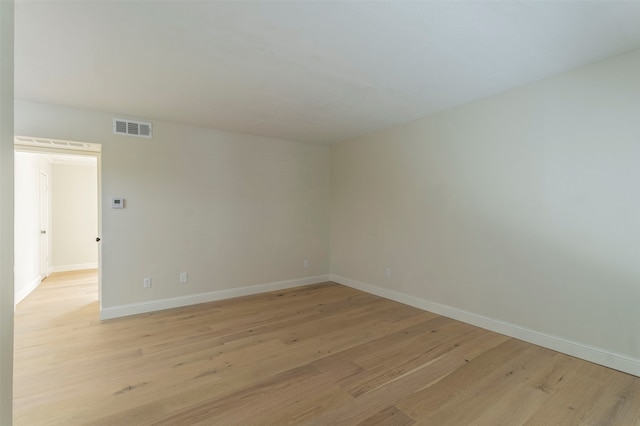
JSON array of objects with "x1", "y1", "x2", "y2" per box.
[
  {"x1": 331, "y1": 50, "x2": 640, "y2": 361},
  {"x1": 15, "y1": 101, "x2": 331, "y2": 310},
  {"x1": 51, "y1": 162, "x2": 98, "y2": 271},
  {"x1": 0, "y1": 1, "x2": 14, "y2": 422},
  {"x1": 14, "y1": 152, "x2": 52, "y2": 304}
]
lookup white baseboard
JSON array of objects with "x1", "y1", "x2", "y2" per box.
[
  {"x1": 15, "y1": 276, "x2": 42, "y2": 307},
  {"x1": 51, "y1": 262, "x2": 98, "y2": 273},
  {"x1": 331, "y1": 274, "x2": 640, "y2": 378},
  {"x1": 100, "y1": 274, "x2": 331, "y2": 321}
]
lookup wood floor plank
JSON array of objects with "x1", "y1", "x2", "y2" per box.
[
  {"x1": 356, "y1": 405, "x2": 415, "y2": 426},
  {"x1": 13, "y1": 270, "x2": 640, "y2": 425},
  {"x1": 467, "y1": 352, "x2": 580, "y2": 426},
  {"x1": 578, "y1": 372, "x2": 640, "y2": 426},
  {"x1": 303, "y1": 332, "x2": 511, "y2": 425},
  {"x1": 341, "y1": 327, "x2": 487, "y2": 398},
  {"x1": 413, "y1": 345, "x2": 558, "y2": 425}
]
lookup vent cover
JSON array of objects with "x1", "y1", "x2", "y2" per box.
[{"x1": 113, "y1": 118, "x2": 152, "y2": 138}]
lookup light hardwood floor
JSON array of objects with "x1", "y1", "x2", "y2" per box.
[{"x1": 14, "y1": 270, "x2": 640, "y2": 425}]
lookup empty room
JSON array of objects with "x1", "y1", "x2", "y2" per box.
[{"x1": 1, "y1": 0, "x2": 640, "y2": 425}]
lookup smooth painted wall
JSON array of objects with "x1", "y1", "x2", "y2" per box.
[
  {"x1": 0, "y1": 1, "x2": 14, "y2": 422},
  {"x1": 51, "y1": 161, "x2": 98, "y2": 272},
  {"x1": 331, "y1": 50, "x2": 640, "y2": 360},
  {"x1": 14, "y1": 151, "x2": 52, "y2": 304},
  {"x1": 15, "y1": 101, "x2": 331, "y2": 310}
]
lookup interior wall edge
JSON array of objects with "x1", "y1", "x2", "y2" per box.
[{"x1": 0, "y1": 0, "x2": 14, "y2": 423}]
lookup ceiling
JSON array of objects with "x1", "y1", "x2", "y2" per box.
[{"x1": 14, "y1": 1, "x2": 640, "y2": 145}]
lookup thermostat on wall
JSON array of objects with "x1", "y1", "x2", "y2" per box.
[{"x1": 112, "y1": 198, "x2": 125, "y2": 209}]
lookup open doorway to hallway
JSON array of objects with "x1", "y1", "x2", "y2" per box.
[{"x1": 14, "y1": 142, "x2": 100, "y2": 308}]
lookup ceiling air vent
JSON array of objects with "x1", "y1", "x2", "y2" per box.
[{"x1": 113, "y1": 118, "x2": 152, "y2": 138}]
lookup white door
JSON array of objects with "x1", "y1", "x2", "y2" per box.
[{"x1": 39, "y1": 171, "x2": 49, "y2": 280}]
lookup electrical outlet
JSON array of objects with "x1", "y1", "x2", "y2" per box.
[
  {"x1": 385, "y1": 268, "x2": 392, "y2": 278},
  {"x1": 303, "y1": 259, "x2": 309, "y2": 268},
  {"x1": 179, "y1": 272, "x2": 188, "y2": 283},
  {"x1": 143, "y1": 277, "x2": 152, "y2": 288}
]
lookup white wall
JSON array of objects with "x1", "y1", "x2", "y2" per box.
[
  {"x1": 14, "y1": 151, "x2": 52, "y2": 304},
  {"x1": 0, "y1": 1, "x2": 13, "y2": 422},
  {"x1": 51, "y1": 161, "x2": 98, "y2": 272},
  {"x1": 331, "y1": 50, "x2": 640, "y2": 374},
  {"x1": 14, "y1": 101, "x2": 331, "y2": 317}
]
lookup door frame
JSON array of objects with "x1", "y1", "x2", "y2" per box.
[
  {"x1": 38, "y1": 170, "x2": 49, "y2": 281},
  {"x1": 14, "y1": 138, "x2": 103, "y2": 304}
]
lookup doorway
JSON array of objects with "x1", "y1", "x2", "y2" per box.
[{"x1": 14, "y1": 137, "x2": 101, "y2": 308}]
